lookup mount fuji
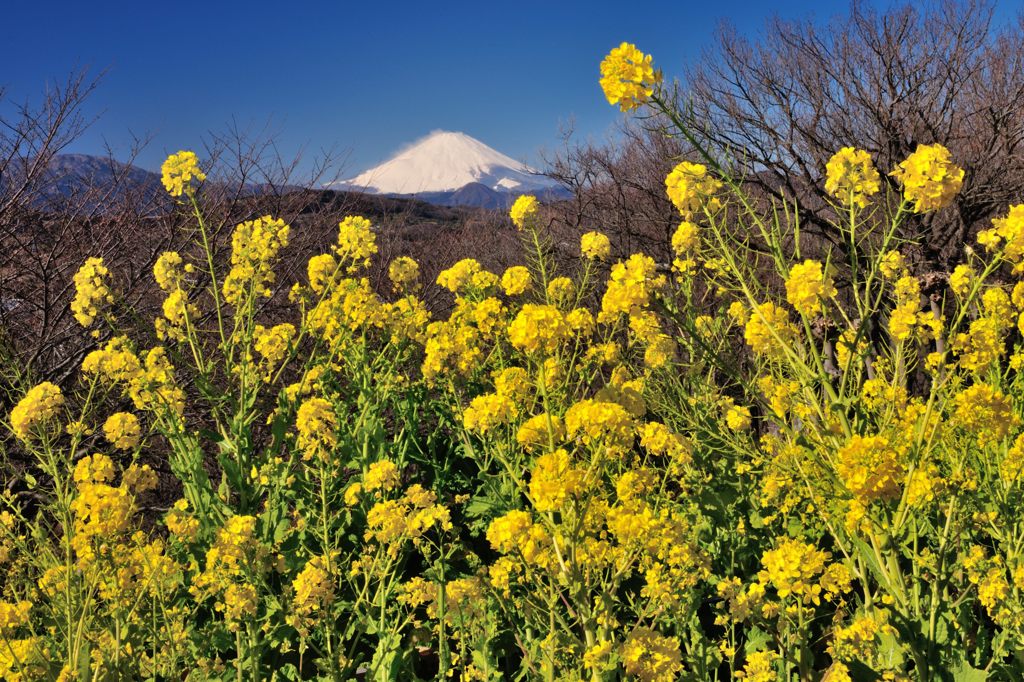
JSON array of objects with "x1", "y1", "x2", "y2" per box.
[{"x1": 327, "y1": 131, "x2": 568, "y2": 208}]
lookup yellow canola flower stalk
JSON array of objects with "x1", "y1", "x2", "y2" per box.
[
  {"x1": 509, "y1": 194, "x2": 540, "y2": 230},
  {"x1": 599, "y1": 42, "x2": 661, "y2": 112},
  {"x1": 890, "y1": 143, "x2": 964, "y2": 213},
  {"x1": 825, "y1": 147, "x2": 880, "y2": 208},
  {"x1": 161, "y1": 150, "x2": 206, "y2": 197}
]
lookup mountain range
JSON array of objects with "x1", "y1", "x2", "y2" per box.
[{"x1": 15, "y1": 131, "x2": 568, "y2": 210}]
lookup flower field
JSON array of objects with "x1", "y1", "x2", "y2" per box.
[{"x1": 4, "y1": 44, "x2": 1024, "y2": 681}]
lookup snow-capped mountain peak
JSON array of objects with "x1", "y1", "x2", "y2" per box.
[{"x1": 329, "y1": 130, "x2": 561, "y2": 197}]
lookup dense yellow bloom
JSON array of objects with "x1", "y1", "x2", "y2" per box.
[
  {"x1": 288, "y1": 555, "x2": 335, "y2": 637},
  {"x1": 253, "y1": 323, "x2": 296, "y2": 376},
  {"x1": 335, "y1": 215, "x2": 378, "y2": 269},
  {"x1": 665, "y1": 161, "x2": 722, "y2": 217},
  {"x1": 671, "y1": 221, "x2": 700, "y2": 255},
  {"x1": 785, "y1": 260, "x2": 836, "y2": 316},
  {"x1": 486, "y1": 510, "x2": 533, "y2": 553},
  {"x1": 953, "y1": 383, "x2": 1016, "y2": 440},
  {"x1": 949, "y1": 264, "x2": 974, "y2": 297},
  {"x1": 161, "y1": 150, "x2": 205, "y2": 197},
  {"x1": 759, "y1": 538, "x2": 829, "y2": 604},
  {"x1": 621, "y1": 628, "x2": 682, "y2": 682},
  {"x1": 529, "y1": 449, "x2": 582, "y2": 511},
  {"x1": 363, "y1": 460, "x2": 401, "y2": 493},
  {"x1": 508, "y1": 304, "x2": 571, "y2": 355},
  {"x1": 153, "y1": 251, "x2": 186, "y2": 292},
  {"x1": 878, "y1": 250, "x2": 906, "y2": 280},
  {"x1": 222, "y1": 216, "x2": 291, "y2": 306},
  {"x1": 599, "y1": 43, "x2": 660, "y2": 112},
  {"x1": 103, "y1": 412, "x2": 141, "y2": 450},
  {"x1": 836, "y1": 435, "x2": 904, "y2": 502},
  {"x1": 546, "y1": 276, "x2": 574, "y2": 306},
  {"x1": 952, "y1": 317, "x2": 1005, "y2": 373},
  {"x1": 600, "y1": 253, "x2": 666, "y2": 318},
  {"x1": 581, "y1": 231, "x2": 612, "y2": 259},
  {"x1": 10, "y1": 382, "x2": 64, "y2": 441},
  {"x1": 565, "y1": 399, "x2": 635, "y2": 455},
  {"x1": 437, "y1": 258, "x2": 483, "y2": 293},
  {"x1": 738, "y1": 649, "x2": 780, "y2": 682},
  {"x1": 307, "y1": 253, "x2": 339, "y2": 294},
  {"x1": 296, "y1": 397, "x2": 337, "y2": 460},
  {"x1": 516, "y1": 413, "x2": 564, "y2": 452},
  {"x1": 387, "y1": 256, "x2": 420, "y2": 292},
  {"x1": 978, "y1": 205, "x2": 1024, "y2": 273},
  {"x1": 463, "y1": 392, "x2": 518, "y2": 434},
  {"x1": 0, "y1": 601, "x2": 31, "y2": 636},
  {"x1": 824, "y1": 147, "x2": 880, "y2": 208},
  {"x1": 890, "y1": 143, "x2": 964, "y2": 213},
  {"x1": 509, "y1": 194, "x2": 540, "y2": 230},
  {"x1": 71, "y1": 256, "x2": 113, "y2": 327},
  {"x1": 724, "y1": 401, "x2": 752, "y2": 432},
  {"x1": 500, "y1": 266, "x2": 532, "y2": 296},
  {"x1": 744, "y1": 302, "x2": 799, "y2": 357}
]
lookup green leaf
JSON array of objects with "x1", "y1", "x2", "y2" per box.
[{"x1": 951, "y1": 661, "x2": 988, "y2": 682}]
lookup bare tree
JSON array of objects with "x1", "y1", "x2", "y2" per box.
[{"x1": 678, "y1": 0, "x2": 1024, "y2": 265}]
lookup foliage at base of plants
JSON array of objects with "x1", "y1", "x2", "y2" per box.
[{"x1": 4, "y1": 45, "x2": 1024, "y2": 682}]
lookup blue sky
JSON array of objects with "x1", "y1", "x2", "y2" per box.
[{"x1": 3, "y1": 1, "x2": 1018, "y2": 181}]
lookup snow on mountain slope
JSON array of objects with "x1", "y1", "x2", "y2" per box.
[{"x1": 329, "y1": 131, "x2": 561, "y2": 196}]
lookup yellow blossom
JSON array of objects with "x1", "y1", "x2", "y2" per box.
[
  {"x1": 825, "y1": 147, "x2": 880, "y2": 208},
  {"x1": 161, "y1": 150, "x2": 205, "y2": 197},
  {"x1": 599, "y1": 43, "x2": 660, "y2": 112},
  {"x1": 890, "y1": 143, "x2": 964, "y2": 213}
]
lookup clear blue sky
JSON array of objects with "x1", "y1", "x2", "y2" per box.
[{"x1": 3, "y1": 0, "x2": 1018, "y2": 181}]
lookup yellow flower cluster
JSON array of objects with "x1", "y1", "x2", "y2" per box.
[
  {"x1": 222, "y1": 216, "x2": 291, "y2": 306},
  {"x1": 437, "y1": 258, "x2": 486, "y2": 294},
  {"x1": 153, "y1": 251, "x2": 187, "y2": 292},
  {"x1": 508, "y1": 304, "x2": 571, "y2": 355},
  {"x1": 160, "y1": 150, "x2": 205, "y2": 197},
  {"x1": 287, "y1": 555, "x2": 335, "y2": 637},
  {"x1": 565, "y1": 399, "x2": 635, "y2": 455},
  {"x1": 71, "y1": 256, "x2": 113, "y2": 327},
  {"x1": 509, "y1": 194, "x2": 540, "y2": 230},
  {"x1": 387, "y1": 255, "x2": 420, "y2": 292},
  {"x1": 296, "y1": 397, "x2": 338, "y2": 461},
  {"x1": 365, "y1": 484, "x2": 452, "y2": 546},
  {"x1": 978, "y1": 204, "x2": 1024, "y2": 273},
  {"x1": 335, "y1": 215, "x2": 378, "y2": 270},
  {"x1": 191, "y1": 515, "x2": 268, "y2": 632},
  {"x1": 10, "y1": 382, "x2": 64, "y2": 441},
  {"x1": 103, "y1": 411, "x2": 141, "y2": 450},
  {"x1": 744, "y1": 302, "x2": 799, "y2": 358},
  {"x1": 155, "y1": 288, "x2": 197, "y2": 341},
  {"x1": 580, "y1": 231, "x2": 611, "y2": 260},
  {"x1": 529, "y1": 449, "x2": 583, "y2": 511},
  {"x1": 253, "y1": 323, "x2": 296, "y2": 378},
  {"x1": 600, "y1": 253, "x2": 666, "y2": 318},
  {"x1": 501, "y1": 265, "x2": 532, "y2": 296},
  {"x1": 758, "y1": 538, "x2": 831, "y2": 604},
  {"x1": 836, "y1": 434, "x2": 904, "y2": 503},
  {"x1": 620, "y1": 627, "x2": 682, "y2": 682},
  {"x1": 599, "y1": 42, "x2": 660, "y2": 112},
  {"x1": 785, "y1": 260, "x2": 836, "y2": 316},
  {"x1": 824, "y1": 147, "x2": 880, "y2": 208},
  {"x1": 463, "y1": 392, "x2": 518, "y2": 434},
  {"x1": 665, "y1": 161, "x2": 722, "y2": 218},
  {"x1": 889, "y1": 143, "x2": 964, "y2": 213}
]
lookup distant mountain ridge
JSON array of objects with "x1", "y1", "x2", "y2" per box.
[{"x1": 328, "y1": 130, "x2": 569, "y2": 207}]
